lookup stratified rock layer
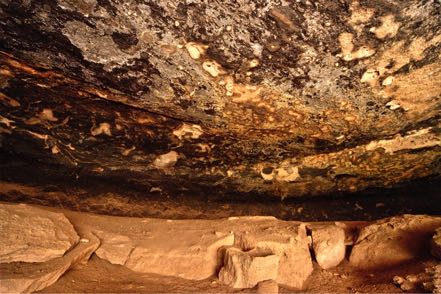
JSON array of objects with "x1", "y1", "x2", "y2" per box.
[{"x1": 0, "y1": 203, "x2": 79, "y2": 263}]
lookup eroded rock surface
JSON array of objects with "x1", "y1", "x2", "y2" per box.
[
  {"x1": 311, "y1": 225, "x2": 346, "y2": 269},
  {"x1": 0, "y1": 203, "x2": 79, "y2": 263},
  {"x1": 350, "y1": 215, "x2": 441, "y2": 269}
]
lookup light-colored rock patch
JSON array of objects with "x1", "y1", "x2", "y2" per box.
[
  {"x1": 153, "y1": 151, "x2": 178, "y2": 168},
  {"x1": 365, "y1": 128, "x2": 441, "y2": 154},
  {"x1": 173, "y1": 124, "x2": 203, "y2": 140},
  {"x1": 370, "y1": 15, "x2": 400, "y2": 39}
]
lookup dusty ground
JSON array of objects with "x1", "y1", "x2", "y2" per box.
[{"x1": 39, "y1": 255, "x2": 436, "y2": 293}]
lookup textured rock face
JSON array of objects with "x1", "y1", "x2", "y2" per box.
[
  {"x1": 219, "y1": 247, "x2": 279, "y2": 289},
  {"x1": 0, "y1": 203, "x2": 79, "y2": 263},
  {"x1": 350, "y1": 215, "x2": 441, "y2": 269},
  {"x1": 0, "y1": 0, "x2": 440, "y2": 204},
  {"x1": 311, "y1": 225, "x2": 346, "y2": 269}
]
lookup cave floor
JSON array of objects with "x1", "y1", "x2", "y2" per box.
[
  {"x1": 1, "y1": 201, "x2": 440, "y2": 293},
  {"x1": 38, "y1": 255, "x2": 434, "y2": 293}
]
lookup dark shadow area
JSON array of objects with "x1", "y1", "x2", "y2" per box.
[{"x1": 0, "y1": 151, "x2": 440, "y2": 221}]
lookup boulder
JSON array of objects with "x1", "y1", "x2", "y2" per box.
[
  {"x1": 257, "y1": 280, "x2": 279, "y2": 294},
  {"x1": 350, "y1": 215, "x2": 441, "y2": 269},
  {"x1": 0, "y1": 203, "x2": 79, "y2": 263},
  {"x1": 219, "y1": 247, "x2": 279, "y2": 289},
  {"x1": 0, "y1": 232, "x2": 99, "y2": 293},
  {"x1": 311, "y1": 225, "x2": 346, "y2": 269},
  {"x1": 431, "y1": 227, "x2": 441, "y2": 259}
]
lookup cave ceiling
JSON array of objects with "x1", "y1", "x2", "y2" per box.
[{"x1": 0, "y1": 0, "x2": 440, "y2": 203}]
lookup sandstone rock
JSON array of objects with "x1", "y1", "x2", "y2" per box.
[
  {"x1": 234, "y1": 222, "x2": 313, "y2": 289},
  {"x1": 0, "y1": 232, "x2": 99, "y2": 293},
  {"x1": 257, "y1": 279, "x2": 279, "y2": 294},
  {"x1": 95, "y1": 231, "x2": 134, "y2": 265},
  {"x1": 219, "y1": 247, "x2": 279, "y2": 289},
  {"x1": 431, "y1": 227, "x2": 441, "y2": 259},
  {"x1": 57, "y1": 211, "x2": 237, "y2": 281},
  {"x1": 350, "y1": 215, "x2": 441, "y2": 269},
  {"x1": 0, "y1": 203, "x2": 79, "y2": 263},
  {"x1": 311, "y1": 225, "x2": 346, "y2": 269},
  {"x1": 124, "y1": 230, "x2": 234, "y2": 280}
]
